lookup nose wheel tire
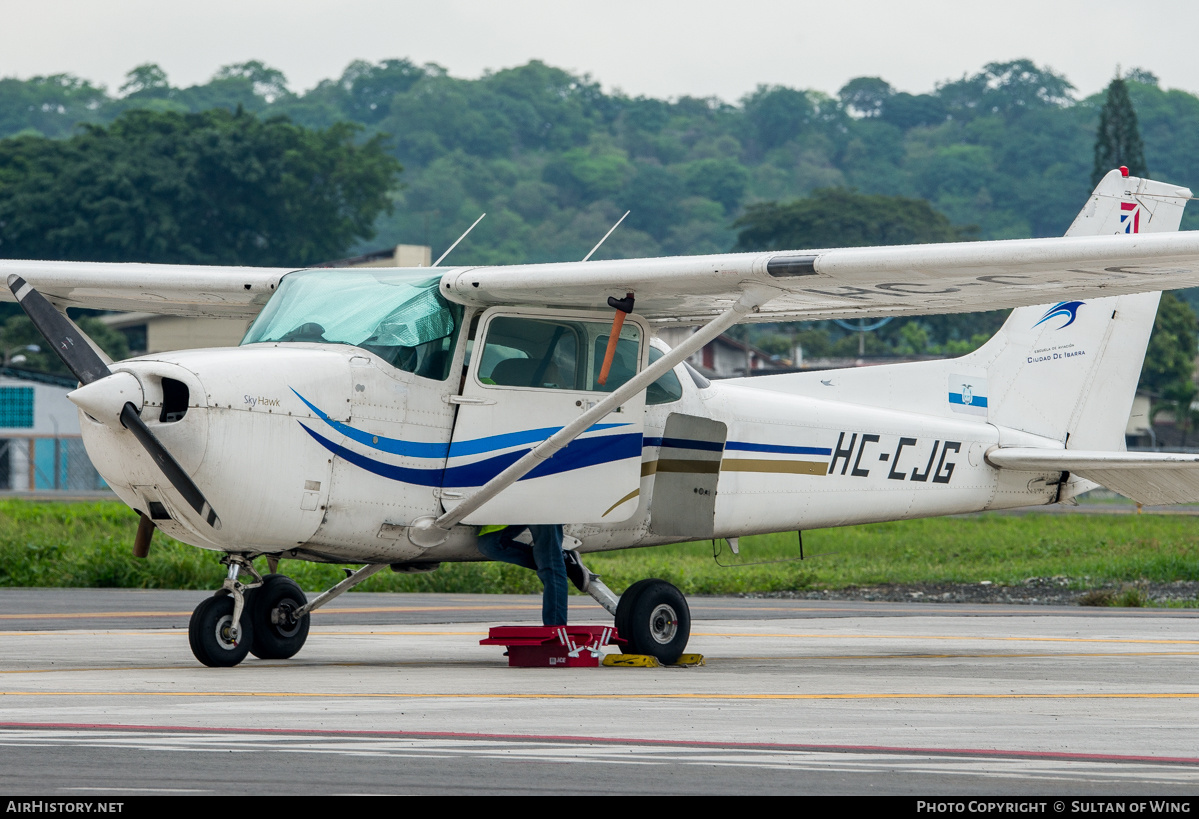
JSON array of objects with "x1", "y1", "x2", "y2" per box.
[
  {"x1": 188, "y1": 595, "x2": 254, "y2": 667},
  {"x1": 248, "y1": 574, "x2": 311, "y2": 660},
  {"x1": 615, "y1": 578, "x2": 690, "y2": 664}
]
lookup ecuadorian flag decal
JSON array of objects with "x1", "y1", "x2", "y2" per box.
[{"x1": 948, "y1": 374, "x2": 987, "y2": 417}]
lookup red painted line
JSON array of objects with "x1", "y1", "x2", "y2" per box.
[{"x1": 1, "y1": 721, "x2": 1196, "y2": 766}]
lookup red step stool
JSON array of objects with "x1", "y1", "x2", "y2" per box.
[{"x1": 481, "y1": 625, "x2": 622, "y2": 667}]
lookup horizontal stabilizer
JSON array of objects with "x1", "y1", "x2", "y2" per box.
[{"x1": 987, "y1": 448, "x2": 1199, "y2": 506}]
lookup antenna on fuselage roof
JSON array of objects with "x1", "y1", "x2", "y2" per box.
[
  {"x1": 431, "y1": 213, "x2": 486, "y2": 267},
  {"x1": 582, "y1": 210, "x2": 630, "y2": 262}
]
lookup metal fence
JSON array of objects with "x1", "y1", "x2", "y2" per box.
[{"x1": 0, "y1": 436, "x2": 106, "y2": 492}]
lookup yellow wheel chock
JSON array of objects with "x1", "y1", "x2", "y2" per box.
[{"x1": 602, "y1": 653, "x2": 705, "y2": 668}]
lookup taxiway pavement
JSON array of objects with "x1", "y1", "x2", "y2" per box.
[{"x1": 0, "y1": 589, "x2": 1197, "y2": 795}]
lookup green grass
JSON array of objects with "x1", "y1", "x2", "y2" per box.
[{"x1": 1, "y1": 500, "x2": 1197, "y2": 598}]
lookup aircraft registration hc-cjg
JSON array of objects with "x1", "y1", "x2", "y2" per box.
[{"x1": 5, "y1": 168, "x2": 1199, "y2": 667}]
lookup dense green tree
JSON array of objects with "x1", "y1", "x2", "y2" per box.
[
  {"x1": 1139, "y1": 292, "x2": 1198, "y2": 402},
  {"x1": 742, "y1": 85, "x2": 817, "y2": 152},
  {"x1": 1092, "y1": 76, "x2": 1148, "y2": 186},
  {"x1": 733, "y1": 187, "x2": 973, "y2": 250},
  {"x1": 0, "y1": 108, "x2": 400, "y2": 266},
  {"x1": 324, "y1": 59, "x2": 425, "y2": 123},
  {"x1": 937, "y1": 60, "x2": 1074, "y2": 120},
  {"x1": 0, "y1": 74, "x2": 107, "y2": 139},
  {"x1": 839, "y1": 77, "x2": 893, "y2": 119},
  {"x1": 880, "y1": 92, "x2": 947, "y2": 130},
  {"x1": 119, "y1": 64, "x2": 170, "y2": 98},
  {"x1": 682, "y1": 158, "x2": 748, "y2": 213}
]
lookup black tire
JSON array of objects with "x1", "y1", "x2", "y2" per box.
[
  {"x1": 615, "y1": 578, "x2": 658, "y2": 652},
  {"x1": 615, "y1": 579, "x2": 690, "y2": 664},
  {"x1": 188, "y1": 595, "x2": 254, "y2": 667},
  {"x1": 248, "y1": 574, "x2": 310, "y2": 660}
]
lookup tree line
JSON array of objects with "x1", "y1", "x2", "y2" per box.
[{"x1": 0, "y1": 58, "x2": 1195, "y2": 410}]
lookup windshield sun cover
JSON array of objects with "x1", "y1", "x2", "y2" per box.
[{"x1": 242, "y1": 268, "x2": 462, "y2": 378}]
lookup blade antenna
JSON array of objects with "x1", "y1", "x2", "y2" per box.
[
  {"x1": 582, "y1": 210, "x2": 630, "y2": 262},
  {"x1": 431, "y1": 213, "x2": 485, "y2": 267}
]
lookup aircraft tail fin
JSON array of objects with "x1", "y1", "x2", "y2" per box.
[{"x1": 961, "y1": 169, "x2": 1191, "y2": 450}]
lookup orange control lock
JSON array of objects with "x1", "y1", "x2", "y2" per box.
[{"x1": 598, "y1": 292, "x2": 635, "y2": 386}]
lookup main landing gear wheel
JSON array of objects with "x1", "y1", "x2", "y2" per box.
[
  {"x1": 615, "y1": 578, "x2": 691, "y2": 664},
  {"x1": 189, "y1": 595, "x2": 254, "y2": 667},
  {"x1": 248, "y1": 574, "x2": 311, "y2": 660}
]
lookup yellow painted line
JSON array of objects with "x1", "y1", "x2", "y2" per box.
[
  {"x1": 322, "y1": 605, "x2": 540, "y2": 614},
  {"x1": 729, "y1": 651, "x2": 1199, "y2": 661},
  {"x1": 6, "y1": 651, "x2": 1198, "y2": 676},
  {"x1": 692, "y1": 632, "x2": 1199, "y2": 645},
  {"x1": 0, "y1": 604, "x2": 546, "y2": 622},
  {"x1": 0, "y1": 611, "x2": 193, "y2": 620},
  {"x1": 2, "y1": 628, "x2": 1194, "y2": 647},
  {"x1": 2, "y1": 691, "x2": 1199, "y2": 701}
]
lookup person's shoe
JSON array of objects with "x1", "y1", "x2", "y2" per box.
[{"x1": 563, "y1": 549, "x2": 593, "y2": 592}]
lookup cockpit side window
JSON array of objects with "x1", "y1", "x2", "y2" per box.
[
  {"x1": 475, "y1": 314, "x2": 643, "y2": 392},
  {"x1": 479, "y1": 317, "x2": 582, "y2": 389}
]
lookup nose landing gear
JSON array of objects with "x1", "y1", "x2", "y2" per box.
[
  {"x1": 248, "y1": 574, "x2": 311, "y2": 660},
  {"x1": 188, "y1": 594, "x2": 255, "y2": 667},
  {"x1": 187, "y1": 556, "x2": 312, "y2": 667}
]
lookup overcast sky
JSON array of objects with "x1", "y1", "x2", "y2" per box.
[{"x1": 3, "y1": 1, "x2": 1197, "y2": 102}]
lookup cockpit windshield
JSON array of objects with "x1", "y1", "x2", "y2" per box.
[{"x1": 241, "y1": 268, "x2": 462, "y2": 380}]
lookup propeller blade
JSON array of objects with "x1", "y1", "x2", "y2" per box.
[
  {"x1": 133, "y1": 513, "x2": 155, "y2": 558},
  {"x1": 6, "y1": 275, "x2": 111, "y2": 385},
  {"x1": 120, "y1": 403, "x2": 221, "y2": 530}
]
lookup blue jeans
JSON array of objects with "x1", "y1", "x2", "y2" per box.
[{"x1": 476, "y1": 525, "x2": 567, "y2": 626}]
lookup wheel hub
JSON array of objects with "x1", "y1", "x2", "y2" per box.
[
  {"x1": 214, "y1": 614, "x2": 240, "y2": 648},
  {"x1": 649, "y1": 603, "x2": 678, "y2": 644},
  {"x1": 271, "y1": 599, "x2": 302, "y2": 637}
]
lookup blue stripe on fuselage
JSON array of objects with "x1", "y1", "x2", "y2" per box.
[
  {"x1": 725, "y1": 442, "x2": 833, "y2": 456},
  {"x1": 292, "y1": 387, "x2": 628, "y2": 458},
  {"x1": 300, "y1": 423, "x2": 642, "y2": 487}
]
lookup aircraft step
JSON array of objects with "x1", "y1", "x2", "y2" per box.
[{"x1": 480, "y1": 625, "x2": 621, "y2": 668}]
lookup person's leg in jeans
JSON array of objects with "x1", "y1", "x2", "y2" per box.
[
  {"x1": 476, "y1": 524, "x2": 567, "y2": 626},
  {"x1": 528, "y1": 524, "x2": 567, "y2": 626},
  {"x1": 475, "y1": 526, "x2": 537, "y2": 570}
]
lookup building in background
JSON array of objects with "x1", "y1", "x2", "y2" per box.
[
  {"x1": 0, "y1": 367, "x2": 104, "y2": 492},
  {"x1": 654, "y1": 327, "x2": 788, "y2": 379}
]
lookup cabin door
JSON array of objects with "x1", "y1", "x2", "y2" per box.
[{"x1": 442, "y1": 307, "x2": 647, "y2": 525}]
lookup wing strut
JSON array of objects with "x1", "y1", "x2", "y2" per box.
[{"x1": 406, "y1": 286, "x2": 776, "y2": 548}]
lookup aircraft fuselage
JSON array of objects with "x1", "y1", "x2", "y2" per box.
[{"x1": 80, "y1": 332, "x2": 1063, "y2": 565}]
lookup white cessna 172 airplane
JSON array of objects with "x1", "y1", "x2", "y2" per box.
[{"x1": 5, "y1": 167, "x2": 1199, "y2": 667}]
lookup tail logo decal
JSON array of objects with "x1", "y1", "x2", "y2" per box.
[
  {"x1": 1033, "y1": 301, "x2": 1084, "y2": 330},
  {"x1": 1120, "y1": 201, "x2": 1141, "y2": 233}
]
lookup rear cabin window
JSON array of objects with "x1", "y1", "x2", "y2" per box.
[{"x1": 645, "y1": 346, "x2": 684, "y2": 405}]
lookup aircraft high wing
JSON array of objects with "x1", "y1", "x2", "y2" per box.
[
  {"x1": 3, "y1": 174, "x2": 1197, "y2": 324},
  {"x1": 0, "y1": 167, "x2": 1196, "y2": 669}
]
